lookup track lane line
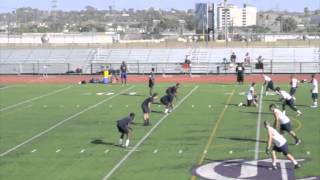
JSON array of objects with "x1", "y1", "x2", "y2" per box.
[
  {"x1": 0, "y1": 86, "x2": 134, "y2": 157},
  {"x1": 191, "y1": 89, "x2": 235, "y2": 180},
  {"x1": 102, "y1": 85, "x2": 199, "y2": 180}
]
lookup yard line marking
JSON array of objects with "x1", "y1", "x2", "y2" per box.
[
  {"x1": 56, "y1": 149, "x2": 61, "y2": 153},
  {"x1": 153, "y1": 149, "x2": 158, "y2": 154},
  {"x1": 191, "y1": 89, "x2": 234, "y2": 180},
  {"x1": 104, "y1": 149, "x2": 110, "y2": 154},
  {"x1": 0, "y1": 86, "x2": 72, "y2": 112},
  {"x1": 239, "y1": 86, "x2": 265, "y2": 179},
  {"x1": 178, "y1": 149, "x2": 183, "y2": 154},
  {"x1": 0, "y1": 86, "x2": 134, "y2": 158},
  {"x1": 80, "y1": 149, "x2": 85, "y2": 153},
  {"x1": 102, "y1": 86, "x2": 199, "y2": 180},
  {"x1": 254, "y1": 86, "x2": 264, "y2": 160}
]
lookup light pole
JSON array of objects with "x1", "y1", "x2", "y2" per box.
[{"x1": 224, "y1": 0, "x2": 228, "y2": 46}]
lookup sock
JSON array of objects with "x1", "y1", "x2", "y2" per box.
[
  {"x1": 118, "y1": 138, "x2": 123, "y2": 145},
  {"x1": 164, "y1": 108, "x2": 169, "y2": 113},
  {"x1": 297, "y1": 110, "x2": 302, "y2": 114},
  {"x1": 315, "y1": 102, "x2": 318, "y2": 106},
  {"x1": 125, "y1": 139, "x2": 130, "y2": 147}
]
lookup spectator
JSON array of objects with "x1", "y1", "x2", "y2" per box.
[
  {"x1": 230, "y1": 52, "x2": 237, "y2": 63},
  {"x1": 256, "y1": 56, "x2": 264, "y2": 69},
  {"x1": 244, "y1": 52, "x2": 251, "y2": 65},
  {"x1": 235, "y1": 63, "x2": 245, "y2": 85}
]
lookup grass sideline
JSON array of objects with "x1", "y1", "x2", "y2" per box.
[{"x1": 0, "y1": 83, "x2": 319, "y2": 179}]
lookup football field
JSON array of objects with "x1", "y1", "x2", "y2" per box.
[{"x1": 0, "y1": 83, "x2": 319, "y2": 180}]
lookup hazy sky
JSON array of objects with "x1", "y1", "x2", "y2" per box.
[{"x1": 0, "y1": 0, "x2": 318, "y2": 13}]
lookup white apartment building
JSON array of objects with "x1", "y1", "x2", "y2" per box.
[{"x1": 217, "y1": 3, "x2": 257, "y2": 30}]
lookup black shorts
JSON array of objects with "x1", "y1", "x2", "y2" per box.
[
  {"x1": 273, "y1": 143, "x2": 289, "y2": 156},
  {"x1": 289, "y1": 87, "x2": 297, "y2": 96},
  {"x1": 142, "y1": 104, "x2": 150, "y2": 113},
  {"x1": 149, "y1": 81, "x2": 154, "y2": 88},
  {"x1": 117, "y1": 124, "x2": 129, "y2": 134},
  {"x1": 247, "y1": 99, "x2": 253, "y2": 106},
  {"x1": 285, "y1": 99, "x2": 295, "y2": 107},
  {"x1": 312, "y1": 93, "x2": 318, "y2": 100},
  {"x1": 280, "y1": 123, "x2": 292, "y2": 132},
  {"x1": 266, "y1": 81, "x2": 274, "y2": 91}
]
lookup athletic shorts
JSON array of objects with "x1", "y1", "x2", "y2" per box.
[
  {"x1": 237, "y1": 74, "x2": 244, "y2": 82},
  {"x1": 117, "y1": 124, "x2": 129, "y2": 134},
  {"x1": 280, "y1": 123, "x2": 292, "y2": 132},
  {"x1": 121, "y1": 72, "x2": 127, "y2": 79},
  {"x1": 285, "y1": 99, "x2": 295, "y2": 107},
  {"x1": 289, "y1": 87, "x2": 297, "y2": 96},
  {"x1": 312, "y1": 93, "x2": 318, "y2": 100},
  {"x1": 141, "y1": 104, "x2": 150, "y2": 113},
  {"x1": 266, "y1": 81, "x2": 274, "y2": 91},
  {"x1": 149, "y1": 80, "x2": 154, "y2": 88},
  {"x1": 247, "y1": 99, "x2": 253, "y2": 106},
  {"x1": 273, "y1": 143, "x2": 289, "y2": 156},
  {"x1": 160, "y1": 97, "x2": 169, "y2": 106}
]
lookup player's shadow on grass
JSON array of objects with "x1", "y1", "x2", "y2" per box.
[
  {"x1": 217, "y1": 136, "x2": 267, "y2": 143},
  {"x1": 263, "y1": 99, "x2": 279, "y2": 102},
  {"x1": 90, "y1": 139, "x2": 120, "y2": 147},
  {"x1": 226, "y1": 103, "x2": 240, "y2": 106},
  {"x1": 295, "y1": 104, "x2": 310, "y2": 107},
  {"x1": 151, "y1": 110, "x2": 164, "y2": 114}
]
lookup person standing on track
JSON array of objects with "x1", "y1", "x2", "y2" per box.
[
  {"x1": 263, "y1": 74, "x2": 275, "y2": 96},
  {"x1": 264, "y1": 121, "x2": 301, "y2": 170},
  {"x1": 235, "y1": 63, "x2": 245, "y2": 85},
  {"x1": 269, "y1": 104, "x2": 301, "y2": 145},
  {"x1": 148, "y1": 68, "x2": 155, "y2": 96},
  {"x1": 116, "y1": 112, "x2": 135, "y2": 148},
  {"x1": 310, "y1": 74, "x2": 318, "y2": 108},
  {"x1": 275, "y1": 87, "x2": 302, "y2": 116},
  {"x1": 120, "y1": 61, "x2": 128, "y2": 86},
  {"x1": 141, "y1": 93, "x2": 158, "y2": 126}
]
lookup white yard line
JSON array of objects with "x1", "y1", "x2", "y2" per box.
[
  {"x1": 239, "y1": 86, "x2": 264, "y2": 179},
  {"x1": 0, "y1": 86, "x2": 134, "y2": 157},
  {"x1": 254, "y1": 86, "x2": 264, "y2": 160},
  {"x1": 102, "y1": 85, "x2": 199, "y2": 180},
  {"x1": 0, "y1": 86, "x2": 72, "y2": 112}
]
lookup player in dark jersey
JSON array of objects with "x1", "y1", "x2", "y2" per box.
[
  {"x1": 160, "y1": 94, "x2": 174, "y2": 114},
  {"x1": 149, "y1": 68, "x2": 155, "y2": 96},
  {"x1": 141, "y1": 93, "x2": 158, "y2": 126},
  {"x1": 120, "y1": 61, "x2": 128, "y2": 85},
  {"x1": 116, "y1": 112, "x2": 135, "y2": 148},
  {"x1": 235, "y1": 63, "x2": 245, "y2": 85},
  {"x1": 166, "y1": 83, "x2": 180, "y2": 99}
]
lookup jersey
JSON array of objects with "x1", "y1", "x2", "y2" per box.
[
  {"x1": 268, "y1": 126, "x2": 287, "y2": 147},
  {"x1": 142, "y1": 97, "x2": 154, "y2": 107},
  {"x1": 291, "y1": 78, "x2": 298, "y2": 88},
  {"x1": 117, "y1": 116, "x2": 133, "y2": 127},
  {"x1": 166, "y1": 86, "x2": 177, "y2": 95},
  {"x1": 161, "y1": 94, "x2": 174, "y2": 104},
  {"x1": 120, "y1": 64, "x2": 127, "y2": 73},
  {"x1": 311, "y1": 78, "x2": 318, "y2": 93},
  {"x1": 149, "y1": 71, "x2": 155, "y2": 83},
  {"x1": 274, "y1": 108, "x2": 290, "y2": 124},
  {"x1": 264, "y1": 75, "x2": 271, "y2": 82},
  {"x1": 279, "y1": 90, "x2": 292, "y2": 100},
  {"x1": 247, "y1": 86, "x2": 254, "y2": 100}
]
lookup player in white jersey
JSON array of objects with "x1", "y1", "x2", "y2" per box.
[
  {"x1": 275, "y1": 87, "x2": 302, "y2": 116},
  {"x1": 263, "y1": 75, "x2": 275, "y2": 96},
  {"x1": 269, "y1": 104, "x2": 301, "y2": 145},
  {"x1": 238, "y1": 82, "x2": 258, "y2": 107},
  {"x1": 310, "y1": 74, "x2": 318, "y2": 108},
  {"x1": 289, "y1": 75, "x2": 299, "y2": 98},
  {"x1": 264, "y1": 121, "x2": 301, "y2": 170}
]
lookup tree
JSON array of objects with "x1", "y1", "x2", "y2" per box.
[{"x1": 282, "y1": 17, "x2": 297, "y2": 32}]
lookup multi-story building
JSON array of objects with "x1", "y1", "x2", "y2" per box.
[{"x1": 217, "y1": 3, "x2": 257, "y2": 30}]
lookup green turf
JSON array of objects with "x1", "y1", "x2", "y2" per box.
[{"x1": 0, "y1": 83, "x2": 319, "y2": 180}]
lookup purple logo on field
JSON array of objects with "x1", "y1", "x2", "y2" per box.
[{"x1": 193, "y1": 158, "x2": 319, "y2": 180}]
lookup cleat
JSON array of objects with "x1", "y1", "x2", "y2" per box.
[
  {"x1": 296, "y1": 112, "x2": 302, "y2": 117},
  {"x1": 310, "y1": 105, "x2": 318, "y2": 108},
  {"x1": 272, "y1": 165, "x2": 278, "y2": 170},
  {"x1": 295, "y1": 139, "x2": 302, "y2": 146},
  {"x1": 238, "y1": 102, "x2": 243, "y2": 107}
]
